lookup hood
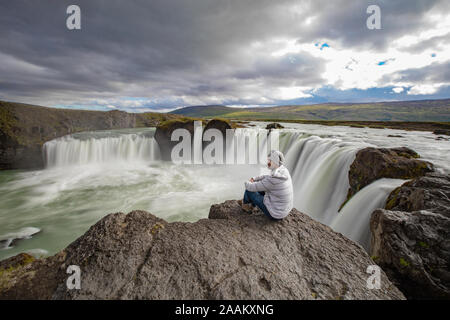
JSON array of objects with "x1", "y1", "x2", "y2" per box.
[{"x1": 271, "y1": 165, "x2": 290, "y2": 180}]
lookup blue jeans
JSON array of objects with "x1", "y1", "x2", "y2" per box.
[{"x1": 243, "y1": 190, "x2": 280, "y2": 221}]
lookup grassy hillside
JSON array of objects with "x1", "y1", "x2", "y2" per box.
[{"x1": 170, "y1": 99, "x2": 450, "y2": 122}]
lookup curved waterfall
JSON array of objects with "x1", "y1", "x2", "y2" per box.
[
  {"x1": 41, "y1": 127, "x2": 402, "y2": 251},
  {"x1": 43, "y1": 129, "x2": 161, "y2": 167},
  {"x1": 331, "y1": 178, "x2": 406, "y2": 250}
]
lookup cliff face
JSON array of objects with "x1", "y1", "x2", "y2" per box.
[
  {"x1": 0, "y1": 101, "x2": 180, "y2": 170},
  {"x1": 0, "y1": 200, "x2": 405, "y2": 300},
  {"x1": 371, "y1": 173, "x2": 450, "y2": 299}
]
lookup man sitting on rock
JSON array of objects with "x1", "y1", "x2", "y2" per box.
[{"x1": 240, "y1": 150, "x2": 294, "y2": 220}]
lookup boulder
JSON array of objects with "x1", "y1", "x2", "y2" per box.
[
  {"x1": 265, "y1": 123, "x2": 284, "y2": 130},
  {"x1": 0, "y1": 201, "x2": 404, "y2": 300},
  {"x1": 154, "y1": 118, "x2": 196, "y2": 161},
  {"x1": 370, "y1": 209, "x2": 450, "y2": 299},
  {"x1": 154, "y1": 118, "x2": 233, "y2": 161},
  {"x1": 345, "y1": 147, "x2": 433, "y2": 202},
  {"x1": 385, "y1": 173, "x2": 450, "y2": 217},
  {"x1": 433, "y1": 129, "x2": 450, "y2": 136}
]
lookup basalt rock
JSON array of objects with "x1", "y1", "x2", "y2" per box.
[
  {"x1": 385, "y1": 173, "x2": 450, "y2": 217},
  {"x1": 154, "y1": 118, "x2": 233, "y2": 161},
  {"x1": 345, "y1": 147, "x2": 433, "y2": 203},
  {"x1": 265, "y1": 123, "x2": 284, "y2": 130},
  {"x1": 370, "y1": 208, "x2": 450, "y2": 299},
  {"x1": 369, "y1": 173, "x2": 450, "y2": 299},
  {"x1": 0, "y1": 201, "x2": 404, "y2": 300}
]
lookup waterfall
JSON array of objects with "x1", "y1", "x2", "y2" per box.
[
  {"x1": 43, "y1": 130, "x2": 160, "y2": 167},
  {"x1": 275, "y1": 131, "x2": 403, "y2": 250},
  {"x1": 330, "y1": 178, "x2": 406, "y2": 251},
  {"x1": 279, "y1": 132, "x2": 360, "y2": 225}
]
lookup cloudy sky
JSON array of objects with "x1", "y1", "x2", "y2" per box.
[{"x1": 1, "y1": 0, "x2": 449, "y2": 112}]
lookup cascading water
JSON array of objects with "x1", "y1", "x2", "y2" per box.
[
  {"x1": 280, "y1": 132, "x2": 362, "y2": 225},
  {"x1": 43, "y1": 128, "x2": 161, "y2": 167},
  {"x1": 330, "y1": 178, "x2": 406, "y2": 251}
]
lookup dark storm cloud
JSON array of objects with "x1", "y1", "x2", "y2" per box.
[
  {"x1": 402, "y1": 33, "x2": 450, "y2": 54},
  {"x1": 298, "y1": 0, "x2": 450, "y2": 51},
  {"x1": 0, "y1": 0, "x2": 448, "y2": 109},
  {"x1": 386, "y1": 61, "x2": 450, "y2": 83}
]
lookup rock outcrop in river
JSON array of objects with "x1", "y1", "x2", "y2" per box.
[
  {"x1": 345, "y1": 147, "x2": 434, "y2": 203},
  {"x1": 370, "y1": 173, "x2": 450, "y2": 299},
  {"x1": 0, "y1": 201, "x2": 404, "y2": 300},
  {"x1": 154, "y1": 118, "x2": 233, "y2": 161}
]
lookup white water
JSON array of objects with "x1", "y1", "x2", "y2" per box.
[
  {"x1": 43, "y1": 128, "x2": 160, "y2": 167},
  {"x1": 330, "y1": 178, "x2": 406, "y2": 250},
  {"x1": 1, "y1": 124, "x2": 449, "y2": 260}
]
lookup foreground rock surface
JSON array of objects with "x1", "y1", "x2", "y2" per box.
[
  {"x1": 370, "y1": 173, "x2": 450, "y2": 299},
  {"x1": 0, "y1": 201, "x2": 404, "y2": 300},
  {"x1": 345, "y1": 147, "x2": 433, "y2": 202}
]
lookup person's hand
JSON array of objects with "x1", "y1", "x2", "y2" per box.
[{"x1": 249, "y1": 178, "x2": 254, "y2": 183}]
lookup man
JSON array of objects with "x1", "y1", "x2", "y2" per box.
[{"x1": 241, "y1": 150, "x2": 294, "y2": 220}]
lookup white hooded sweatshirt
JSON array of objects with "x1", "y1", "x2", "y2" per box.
[{"x1": 244, "y1": 164, "x2": 294, "y2": 219}]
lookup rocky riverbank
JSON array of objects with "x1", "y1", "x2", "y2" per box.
[{"x1": 0, "y1": 200, "x2": 404, "y2": 300}]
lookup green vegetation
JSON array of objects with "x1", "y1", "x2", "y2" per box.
[
  {"x1": 0, "y1": 254, "x2": 35, "y2": 290},
  {"x1": 385, "y1": 187, "x2": 401, "y2": 210},
  {"x1": 399, "y1": 257, "x2": 410, "y2": 267},
  {"x1": 418, "y1": 241, "x2": 429, "y2": 249},
  {"x1": 170, "y1": 99, "x2": 450, "y2": 132}
]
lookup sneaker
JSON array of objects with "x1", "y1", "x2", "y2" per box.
[{"x1": 241, "y1": 203, "x2": 254, "y2": 213}]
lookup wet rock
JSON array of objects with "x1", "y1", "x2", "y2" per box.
[
  {"x1": 265, "y1": 123, "x2": 284, "y2": 130},
  {"x1": 370, "y1": 209, "x2": 450, "y2": 299},
  {"x1": 154, "y1": 118, "x2": 196, "y2": 161},
  {"x1": 433, "y1": 129, "x2": 450, "y2": 136},
  {"x1": 345, "y1": 147, "x2": 433, "y2": 202},
  {"x1": 385, "y1": 173, "x2": 450, "y2": 217},
  {"x1": 154, "y1": 118, "x2": 233, "y2": 161},
  {"x1": 0, "y1": 202, "x2": 404, "y2": 300}
]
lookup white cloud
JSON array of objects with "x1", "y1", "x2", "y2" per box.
[
  {"x1": 393, "y1": 87, "x2": 404, "y2": 93},
  {"x1": 408, "y1": 84, "x2": 442, "y2": 95}
]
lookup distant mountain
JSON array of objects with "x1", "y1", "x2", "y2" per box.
[{"x1": 170, "y1": 99, "x2": 450, "y2": 122}]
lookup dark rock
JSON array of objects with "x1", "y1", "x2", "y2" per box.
[
  {"x1": 1, "y1": 201, "x2": 404, "y2": 300},
  {"x1": 265, "y1": 123, "x2": 284, "y2": 130},
  {"x1": 387, "y1": 135, "x2": 404, "y2": 138},
  {"x1": 370, "y1": 209, "x2": 450, "y2": 299},
  {"x1": 154, "y1": 118, "x2": 196, "y2": 161},
  {"x1": 154, "y1": 118, "x2": 233, "y2": 161},
  {"x1": 385, "y1": 173, "x2": 450, "y2": 217},
  {"x1": 433, "y1": 129, "x2": 450, "y2": 136},
  {"x1": 345, "y1": 147, "x2": 433, "y2": 202}
]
